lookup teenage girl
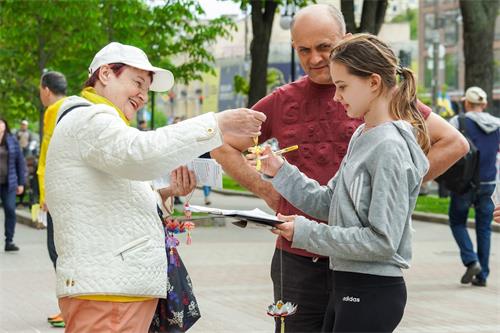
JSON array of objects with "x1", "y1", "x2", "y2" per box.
[{"x1": 248, "y1": 33, "x2": 430, "y2": 332}]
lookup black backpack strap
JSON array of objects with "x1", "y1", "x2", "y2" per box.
[
  {"x1": 56, "y1": 104, "x2": 91, "y2": 125},
  {"x1": 457, "y1": 102, "x2": 468, "y2": 136}
]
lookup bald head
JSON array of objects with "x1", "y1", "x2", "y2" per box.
[
  {"x1": 290, "y1": 4, "x2": 346, "y2": 85},
  {"x1": 291, "y1": 4, "x2": 346, "y2": 38}
]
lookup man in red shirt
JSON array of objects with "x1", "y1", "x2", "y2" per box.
[{"x1": 212, "y1": 4, "x2": 469, "y2": 332}]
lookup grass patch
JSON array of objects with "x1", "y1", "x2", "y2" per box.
[
  {"x1": 415, "y1": 195, "x2": 475, "y2": 219},
  {"x1": 222, "y1": 174, "x2": 249, "y2": 192},
  {"x1": 171, "y1": 210, "x2": 209, "y2": 217}
]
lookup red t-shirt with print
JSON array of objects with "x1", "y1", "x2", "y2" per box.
[{"x1": 252, "y1": 76, "x2": 431, "y2": 257}]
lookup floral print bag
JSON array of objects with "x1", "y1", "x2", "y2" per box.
[{"x1": 150, "y1": 212, "x2": 201, "y2": 332}]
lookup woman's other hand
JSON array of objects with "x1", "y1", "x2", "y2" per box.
[
  {"x1": 16, "y1": 185, "x2": 24, "y2": 195},
  {"x1": 246, "y1": 146, "x2": 284, "y2": 177},
  {"x1": 215, "y1": 108, "x2": 266, "y2": 138},
  {"x1": 270, "y1": 214, "x2": 296, "y2": 241},
  {"x1": 494, "y1": 205, "x2": 500, "y2": 224},
  {"x1": 159, "y1": 166, "x2": 196, "y2": 200},
  {"x1": 169, "y1": 166, "x2": 196, "y2": 196}
]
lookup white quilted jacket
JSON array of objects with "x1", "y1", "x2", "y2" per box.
[{"x1": 45, "y1": 96, "x2": 223, "y2": 299}]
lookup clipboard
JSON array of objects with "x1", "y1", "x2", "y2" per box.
[
  {"x1": 188, "y1": 205, "x2": 283, "y2": 229},
  {"x1": 227, "y1": 214, "x2": 283, "y2": 229}
]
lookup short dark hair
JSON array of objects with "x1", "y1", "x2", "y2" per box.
[
  {"x1": 41, "y1": 71, "x2": 67, "y2": 96},
  {"x1": 0, "y1": 118, "x2": 12, "y2": 145}
]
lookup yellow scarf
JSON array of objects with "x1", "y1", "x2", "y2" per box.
[{"x1": 81, "y1": 87, "x2": 130, "y2": 126}]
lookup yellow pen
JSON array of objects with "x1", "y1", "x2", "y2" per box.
[{"x1": 258, "y1": 145, "x2": 299, "y2": 160}]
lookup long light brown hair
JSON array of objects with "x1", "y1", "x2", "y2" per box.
[{"x1": 330, "y1": 33, "x2": 430, "y2": 153}]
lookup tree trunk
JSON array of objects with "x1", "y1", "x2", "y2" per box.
[
  {"x1": 459, "y1": 0, "x2": 499, "y2": 116},
  {"x1": 341, "y1": 0, "x2": 388, "y2": 34},
  {"x1": 341, "y1": 0, "x2": 356, "y2": 34},
  {"x1": 247, "y1": 0, "x2": 278, "y2": 107}
]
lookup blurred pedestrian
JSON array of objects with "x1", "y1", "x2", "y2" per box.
[
  {"x1": 16, "y1": 120, "x2": 33, "y2": 207},
  {"x1": 44, "y1": 42, "x2": 265, "y2": 332},
  {"x1": 38, "y1": 70, "x2": 68, "y2": 327},
  {"x1": 16, "y1": 120, "x2": 32, "y2": 157},
  {"x1": 0, "y1": 118, "x2": 26, "y2": 252},
  {"x1": 199, "y1": 152, "x2": 212, "y2": 205},
  {"x1": 15, "y1": 120, "x2": 32, "y2": 207},
  {"x1": 138, "y1": 119, "x2": 148, "y2": 131},
  {"x1": 448, "y1": 87, "x2": 500, "y2": 287}
]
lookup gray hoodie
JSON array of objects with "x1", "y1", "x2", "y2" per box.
[
  {"x1": 268, "y1": 120, "x2": 429, "y2": 277},
  {"x1": 449, "y1": 111, "x2": 500, "y2": 134}
]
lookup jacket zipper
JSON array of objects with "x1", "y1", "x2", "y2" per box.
[{"x1": 114, "y1": 236, "x2": 149, "y2": 261}]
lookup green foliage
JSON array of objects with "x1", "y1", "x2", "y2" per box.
[
  {"x1": 233, "y1": 68, "x2": 284, "y2": 96},
  {"x1": 266, "y1": 68, "x2": 283, "y2": 88},
  {"x1": 417, "y1": 85, "x2": 432, "y2": 106},
  {"x1": 0, "y1": 0, "x2": 235, "y2": 125},
  {"x1": 391, "y1": 8, "x2": 418, "y2": 40},
  {"x1": 233, "y1": 75, "x2": 250, "y2": 95}
]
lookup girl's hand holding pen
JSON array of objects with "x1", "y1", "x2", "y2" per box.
[{"x1": 246, "y1": 145, "x2": 284, "y2": 177}]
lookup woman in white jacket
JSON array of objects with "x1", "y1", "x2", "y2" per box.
[{"x1": 44, "y1": 42, "x2": 265, "y2": 333}]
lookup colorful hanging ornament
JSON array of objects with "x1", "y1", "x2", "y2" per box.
[
  {"x1": 266, "y1": 238, "x2": 297, "y2": 332},
  {"x1": 267, "y1": 300, "x2": 298, "y2": 333},
  {"x1": 183, "y1": 202, "x2": 192, "y2": 220},
  {"x1": 184, "y1": 221, "x2": 195, "y2": 245},
  {"x1": 163, "y1": 188, "x2": 197, "y2": 249}
]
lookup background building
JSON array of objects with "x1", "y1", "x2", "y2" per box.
[
  {"x1": 418, "y1": 0, "x2": 500, "y2": 112},
  {"x1": 151, "y1": 0, "x2": 420, "y2": 125}
]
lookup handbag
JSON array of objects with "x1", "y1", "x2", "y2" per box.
[{"x1": 150, "y1": 215, "x2": 201, "y2": 333}]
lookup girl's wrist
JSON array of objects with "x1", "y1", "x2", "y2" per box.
[{"x1": 269, "y1": 158, "x2": 285, "y2": 177}]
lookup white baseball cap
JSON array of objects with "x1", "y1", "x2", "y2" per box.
[
  {"x1": 464, "y1": 86, "x2": 487, "y2": 104},
  {"x1": 89, "y1": 42, "x2": 174, "y2": 92}
]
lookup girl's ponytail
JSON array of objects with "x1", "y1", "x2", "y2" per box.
[{"x1": 389, "y1": 66, "x2": 430, "y2": 154}]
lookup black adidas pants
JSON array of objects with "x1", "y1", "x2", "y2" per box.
[{"x1": 322, "y1": 271, "x2": 407, "y2": 333}]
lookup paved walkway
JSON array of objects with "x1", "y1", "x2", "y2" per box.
[{"x1": 1, "y1": 190, "x2": 499, "y2": 332}]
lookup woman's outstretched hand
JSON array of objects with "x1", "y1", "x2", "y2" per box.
[
  {"x1": 271, "y1": 214, "x2": 297, "y2": 241},
  {"x1": 160, "y1": 166, "x2": 196, "y2": 199},
  {"x1": 246, "y1": 145, "x2": 284, "y2": 177},
  {"x1": 215, "y1": 108, "x2": 266, "y2": 138}
]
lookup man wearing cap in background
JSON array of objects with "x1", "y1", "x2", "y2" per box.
[
  {"x1": 448, "y1": 86, "x2": 500, "y2": 287},
  {"x1": 16, "y1": 120, "x2": 32, "y2": 157},
  {"x1": 44, "y1": 42, "x2": 266, "y2": 332}
]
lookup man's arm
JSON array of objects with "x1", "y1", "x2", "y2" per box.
[
  {"x1": 211, "y1": 135, "x2": 281, "y2": 211},
  {"x1": 424, "y1": 112, "x2": 469, "y2": 181}
]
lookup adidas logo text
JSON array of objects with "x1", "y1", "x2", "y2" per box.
[{"x1": 342, "y1": 296, "x2": 360, "y2": 303}]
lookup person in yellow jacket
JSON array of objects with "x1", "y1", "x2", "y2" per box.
[{"x1": 38, "y1": 71, "x2": 67, "y2": 328}]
